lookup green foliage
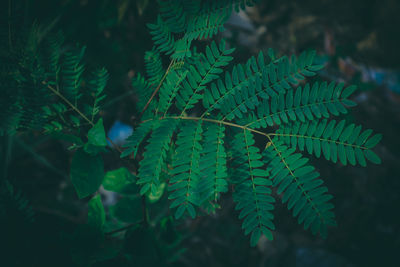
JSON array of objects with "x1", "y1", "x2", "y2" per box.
[
  {"x1": 84, "y1": 118, "x2": 107, "y2": 154},
  {"x1": 0, "y1": 26, "x2": 108, "y2": 135},
  {"x1": 137, "y1": 119, "x2": 178, "y2": 196},
  {"x1": 169, "y1": 120, "x2": 203, "y2": 219},
  {"x1": 199, "y1": 123, "x2": 228, "y2": 203},
  {"x1": 120, "y1": 0, "x2": 383, "y2": 247},
  {"x1": 231, "y1": 130, "x2": 275, "y2": 246},
  {"x1": 263, "y1": 140, "x2": 336, "y2": 237},
  {"x1": 275, "y1": 119, "x2": 382, "y2": 166},
  {"x1": 1, "y1": 0, "x2": 383, "y2": 260},
  {"x1": 241, "y1": 81, "x2": 357, "y2": 128},
  {"x1": 145, "y1": 49, "x2": 164, "y2": 86}
]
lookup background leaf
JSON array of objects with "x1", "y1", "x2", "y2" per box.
[{"x1": 70, "y1": 148, "x2": 104, "y2": 199}]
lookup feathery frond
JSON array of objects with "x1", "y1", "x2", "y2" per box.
[
  {"x1": 199, "y1": 123, "x2": 228, "y2": 203},
  {"x1": 202, "y1": 50, "x2": 324, "y2": 120},
  {"x1": 145, "y1": 49, "x2": 164, "y2": 86},
  {"x1": 157, "y1": 69, "x2": 188, "y2": 115},
  {"x1": 3, "y1": 0, "x2": 383, "y2": 250},
  {"x1": 263, "y1": 139, "x2": 336, "y2": 238},
  {"x1": 176, "y1": 39, "x2": 235, "y2": 114},
  {"x1": 132, "y1": 73, "x2": 155, "y2": 115},
  {"x1": 168, "y1": 120, "x2": 203, "y2": 219},
  {"x1": 241, "y1": 82, "x2": 357, "y2": 128},
  {"x1": 137, "y1": 119, "x2": 178, "y2": 196},
  {"x1": 121, "y1": 120, "x2": 155, "y2": 158},
  {"x1": 232, "y1": 130, "x2": 275, "y2": 246},
  {"x1": 147, "y1": 15, "x2": 176, "y2": 56},
  {"x1": 275, "y1": 119, "x2": 382, "y2": 166}
]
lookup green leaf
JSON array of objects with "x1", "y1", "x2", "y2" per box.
[
  {"x1": 71, "y1": 148, "x2": 104, "y2": 199},
  {"x1": 84, "y1": 118, "x2": 107, "y2": 155},
  {"x1": 364, "y1": 150, "x2": 381, "y2": 164},
  {"x1": 365, "y1": 134, "x2": 382, "y2": 148},
  {"x1": 250, "y1": 227, "x2": 261, "y2": 247},
  {"x1": 88, "y1": 194, "x2": 105, "y2": 232},
  {"x1": 147, "y1": 182, "x2": 166, "y2": 203},
  {"x1": 341, "y1": 85, "x2": 357, "y2": 98},
  {"x1": 103, "y1": 167, "x2": 136, "y2": 193}
]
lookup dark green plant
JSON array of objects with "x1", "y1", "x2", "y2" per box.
[
  {"x1": 123, "y1": 0, "x2": 382, "y2": 246},
  {"x1": 1, "y1": 0, "x2": 382, "y2": 263}
]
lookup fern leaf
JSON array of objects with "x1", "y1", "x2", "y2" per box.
[
  {"x1": 131, "y1": 73, "x2": 156, "y2": 115},
  {"x1": 147, "y1": 15, "x2": 176, "y2": 56},
  {"x1": 242, "y1": 81, "x2": 357, "y2": 128},
  {"x1": 176, "y1": 40, "x2": 234, "y2": 114},
  {"x1": 145, "y1": 49, "x2": 164, "y2": 86},
  {"x1": 39, "y1": 30, "x2": 64, "y2": 83},
  {"x1": 275, "y1": 119, "x2": 382, "y2": 166},
  {"x1": 85, "y1": 68, "x2": 108, "y2": 120},
  {"x1": 202, "y1": 50, "x2": 322, "y2": 120},
  {"x1": 198, "y1": 122, "x2": 228, "y2": 204},
  {"x1": 121, "y1": 120, "x2": 155, "y2": 158},
  {"x1": 168, "y1": 120, "x2": 203, "y2": 219},
  {"x1": 157, "y1": 69, "x2": 188, "y2": 115},
  {"x1": 232, "y1": 130, "x2": 275, "y2": 246},
  {"x1": 60, "y1": 45, "x2": 86, "y2": 103},
  {"x1": 264, "y1": 140, "x2": 336, "y2": 238},
  {"x1": 185, "y1": 7, "x2": 230, "y2": 42},
  {"x1": 137, "y1": 119, "x2": 178, "y2": 195},
  {"x1": 158, "y1": 0, "x2": 187, "y2": 33}
]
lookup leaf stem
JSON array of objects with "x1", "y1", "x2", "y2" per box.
[
  {"x1": 140, "y1": 59, "x2": 175, "y2": 118},
  {"x1": 44, "y1": 82, "x2": 94, "y2": 126},
  {"x1": 170, "y1": 116, "x2": 270, "y2": 138},
  {"x1": 43, "y1": 81, "x2": 122, "y2": 153}
]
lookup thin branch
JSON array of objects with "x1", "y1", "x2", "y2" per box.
[
  {"x1": 43, "y1": 81, "x2": 123, "y2": 153},
  {"x1": 44, "y1": 82, "x2": 95, "y2": 126},
  {"x1": 169, "y1": 116, "x2": 270, "y2": 138}
]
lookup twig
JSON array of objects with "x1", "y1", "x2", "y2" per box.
[
  {"x1": 44, "y1": 81, "x2": 123, "y2": 153},
  {"x1": 139, "y1": 59, "x2": 175, "y2": 118}
]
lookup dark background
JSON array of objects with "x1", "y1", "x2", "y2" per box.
[{"x1": 1, "y1": 0, "x2": 400, "y2": 266}]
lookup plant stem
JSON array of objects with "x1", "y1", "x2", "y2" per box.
[
  {"x1": 169, "y1": 116, "x2": 270, "y2": 138},
  {"x1": 45, "y1": 82, "x2": 95, "y2": 126},
  {"x1": 44, "y1": 82, "x2": 123, "y2": 153},
  {"x1": 140, "y1": 59, "x2": 175, "y2": 118}
]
